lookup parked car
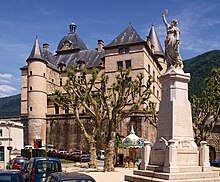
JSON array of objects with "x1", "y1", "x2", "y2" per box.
[
  {"x1": 45, "y1": 172, "x2": 96, "y2": 182},
  {"x1": 81, "y1": 152, "x2": 90, "y2": 162},
  {"x1": 97, "y1": 150, "x2": 105, "y2": 160},
  {"x1": 210, "y1": 159, "x2": 219, "y2": 167},
  {"x1": 8, "y1": 157, "x2": 28, "y2": 170},
  {"x1": 0, "y1": 171, "x2": 25, "y2": 182},
  {"x1": 27, "y1": 157, "x2": 62, "y2": 182},
  {"x1": 47, "y1": 144, "x2": 54, "y2": 150},
  {"x1": 24, "y1": 145, "x2": 34, "y2": 149},
  {"x1": 71, "y1": 151, "x2": 90, "y2": 162},
  {"x1": 58, "y1": 150, "x2": 68, "y2": 154}
]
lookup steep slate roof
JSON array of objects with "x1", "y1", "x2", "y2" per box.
[
  {"x1": 105, "y1": 24, "x2": 145, "y2": 48},
  {"x1": 56, "y1": 21, "x2": 87, "y2": 52},
  {"x1": 24, "y1": 20, "x2": 103, "y2": 71},
  {"x1": 42, "y1": 50, "x2": 59, "y2": 71},
  {"x1": 24, "y1": 23, "x2": 163, "y2": 72},
  {"x1": 27, "y1": 36, "x2": 45, "y2": 62},
  {"x1": 55, "y1": 49, "x2": 104, "y2": 70},
  {"x1": 148, "y1": 24, "x2": 164, "y2": 56},
  {"x1": 56, "y1": 33, "x2": 87, "y2": 52}
]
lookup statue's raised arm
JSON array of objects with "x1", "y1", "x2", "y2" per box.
[
  {"x1": 162, "y1": 10, "x2": 183, "y2": 69},
  {"x1": 162, "y1": 13, "x2": 169, "y2": 28}
]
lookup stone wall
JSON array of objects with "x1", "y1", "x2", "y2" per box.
[
  {"x1": 46, "y1": 114, "x2": 89, "y2": 152},
  {"x1": 44, "y1": 114, "x2": 156, "y2": 157}
]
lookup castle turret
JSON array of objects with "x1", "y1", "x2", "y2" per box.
[
  {"x1": 148, "y1": 24, "x2": 167, "y2": 74},
  {"x1": 26, "y1": 36, "x2": 47, "y2": 146}
]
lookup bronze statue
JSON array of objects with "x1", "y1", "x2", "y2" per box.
[{"x1": 162, "y1": 10, "x2": 183, "y2": 69}]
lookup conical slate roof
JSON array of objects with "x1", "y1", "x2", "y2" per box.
[
  {"x1": 105, "y1": 24, "x2": 144, "y2": 48},
  {"x1": 149, "y1": 24, "x2": 164, "y2": 56},
  {"x1": 27, "y1": 36, "x2": 45, "y2": 62}
]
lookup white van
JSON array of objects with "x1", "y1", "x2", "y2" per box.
[
  {"x1": 24, "y1": 145, "x2": 34, "y2": 149},
  {"x1": 97, "y1": 150, "x2": 105, "y2": 160}
]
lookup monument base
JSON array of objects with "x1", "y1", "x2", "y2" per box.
[
  {"x1": 125, "y1": 169, "x2": 220, "y2": 182},
  {"x1": 125, "y1": 69, "x2": 218, "y2": 181}
]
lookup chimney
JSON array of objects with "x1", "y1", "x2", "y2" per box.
[
  {"x1": 43, "y1": 43, "x2": 49, "y2": 51},
  {"x1": 98, "y1": 40, "x2": 104, "y2": 51}
]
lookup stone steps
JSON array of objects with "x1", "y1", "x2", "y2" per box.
[
  {"x1": 135, "y1": 170, "x2": 219, "y2": 180},
  {"x1": 125, "y1": 174, "x2": 220, "y2": 182},
  {"x1": 125, "y1": 170, "x2": 220, "y2": 182},
  {"x1": 146, "y1": 165, "x2": 203, "y2": 173}
]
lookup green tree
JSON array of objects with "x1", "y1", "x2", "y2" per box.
[
  {"x1": 53, "y1": 66, "x2": 155, "y2": 171},
  {"x1": 53, "y1": 66, "x2": 104, "y2": 168},
  {"x1": 192, "y1": 68, "x2": 220, "y2": 145},
  {"x1": 98, "y1": 69, "x2": 155, "y2": 171}
]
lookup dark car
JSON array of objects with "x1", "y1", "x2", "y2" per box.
[
  {"x1": 27, "y1": 157, "x2": 62, "y2": 182},
  {"x1": 0, "y1": 171, "x2": 25, "y2": 182},
  {"x1": 71, "y1": 151, "x2": 90, "y2": 162},
  {"x1": 81, "y1": 152, "x2": 90, "y2": 162},
  {"x1": 45, "y1": 172, "x2": 96, "y2": 182},
  {"x1": 9, "y1": 157, "x2": 28, "y2": 170},
  {"x1": 210, "y1": 159, "x2": 219, "y2": 167}
]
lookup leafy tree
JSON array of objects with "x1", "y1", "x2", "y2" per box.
[
  {"x1": 53, "y1": 66, "x2": 104, "y2": 168},
  {"x1": 53, "y1": 66, "x2": 156, "y2": 171},
  {"x1": 192, "y1": 68, "x2": 220, "y2": 145},
  {"x1": 96, "y1": 68, "x2": 155, "y2": 172}
]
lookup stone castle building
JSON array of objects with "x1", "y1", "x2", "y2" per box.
[{"x1": 20, "y1": 21, "x2": 167, "y2": 152}]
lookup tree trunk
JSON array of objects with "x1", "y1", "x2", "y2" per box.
[
  {"x1": 104, "y1": 133, "x2": 116, "y2": 172},
  {"x1": 88, "y1": 140, "x2": 97, "y2": 169}
]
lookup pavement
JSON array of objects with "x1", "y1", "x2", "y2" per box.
[
  {"x1": 62, "y1": 163, "x2": 134, "y2": 182},
  {"x1": 61, "y1": 163, "x2": 220, "y2": 182}
]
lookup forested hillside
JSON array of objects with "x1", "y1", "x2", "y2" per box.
[
  {"x1": 183, "y1": 50, "x2": 220, "y2": 98},
  {"x1": 0, "y1": 94, "x2": 21, "y2": 116}
]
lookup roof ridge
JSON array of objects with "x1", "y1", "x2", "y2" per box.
[{"x1": 105, "y1": 24, "x2": 144, "y2": 48}]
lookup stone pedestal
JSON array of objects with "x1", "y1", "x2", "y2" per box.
[
  {"x1": 125, "y1": 68, "x2": 220, "y2": 181},
  {"x1": 140, "y1": 141, "x2": 151, "y2": 170},
  {"x1": 150, "y1": 68, "x2": 199, "y2": 171}
]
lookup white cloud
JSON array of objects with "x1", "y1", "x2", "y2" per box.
[
  {"x1": 0, "y1": 73, "x2": 13, "y2": 79},
  {"x1": 0, "y1": 74, "x2": 19, "y2": 97},
  {"x1": 0, "y1": 73, "x2": 13, "y2": 84},
  {"x1": 0, "y1": 79, "x2": 10, "y2": 84},
  {"x1": 175, "y1": 2, "x2": 220, "y2": 51},
  {"x1": 0, "y1": 85, "x2": 17, "y2": 93}
]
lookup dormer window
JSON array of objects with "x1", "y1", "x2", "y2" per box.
[
  {"x1": 124, "y1": 47, "x2": 129, "y2": 53},
  {"x1": 60, "y1": 40, "x2": 73, "y2": 51},
  {"x1": 118, "y1": 47, "x2": 129, "y2": 54},
  {"x1": 58, "y1": 62, "x2": 66, "y2": 72},
  {"x1": 77, "y1": 60, "x2": 85, "y2": 70}
]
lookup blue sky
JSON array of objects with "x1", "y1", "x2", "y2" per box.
[{"x1": 0, "y1": 0, "x2": 219, "y2": 97}]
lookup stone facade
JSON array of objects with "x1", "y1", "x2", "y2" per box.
[
  {"x1": 44, "y1": 114, "x2": 156, "y2": 155},
  {"x1": 20, "y1": 21, "x2": 166, "y2": 152}
]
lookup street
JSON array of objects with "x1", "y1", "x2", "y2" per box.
[{"x1": 62, "y1": 160, "x2": 134, "y2": 182}]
